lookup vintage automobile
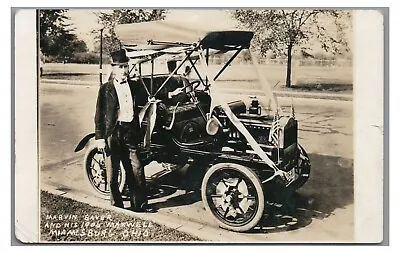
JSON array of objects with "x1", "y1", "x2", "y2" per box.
[{"x1": 75, "y1": 20, "x2": 311, "y2": 232}]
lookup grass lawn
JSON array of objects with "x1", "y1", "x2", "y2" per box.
[{"x1": 40, "y1": 191, "x2": 201, "y2": 242}]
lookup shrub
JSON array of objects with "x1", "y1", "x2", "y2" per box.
[
  {"x1": 69, "y1": 52, "x2": 99, "y2": 64},
  {"x1": 45, "y1": 55, "x2": 59, "y2": 63}
]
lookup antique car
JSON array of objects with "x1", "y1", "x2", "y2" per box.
[{"x1": 74, "y1": 20, "x2": 311, "y2": 232}]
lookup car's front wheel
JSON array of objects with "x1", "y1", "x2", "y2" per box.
[{"x1": 201, "y1": 163, "x2": 265, "y2": 232}]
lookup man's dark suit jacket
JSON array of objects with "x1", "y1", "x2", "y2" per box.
[{"x1": 94, "y1": 79, "x2": 141, "y2": 143}]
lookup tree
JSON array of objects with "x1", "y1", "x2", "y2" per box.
[
  {"x1": 52, "y1": 32, "x2": 88, "y2": 62},
  {"x1": 39, "y1": 9, "x2": 71, "y2": 57},
  {"x1": 39, "y1": 9, "x2": 89, "y2": 62},
  {"x1": 233, "y1": 10, "x2": 351, "y2": 87},
  {"x1": 93, "y1": 9, "x2": 166, "y2": 56}
]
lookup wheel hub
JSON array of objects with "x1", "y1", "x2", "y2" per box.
[
  {"x1": 218, "y1": 180, "x2": 249, "y2": 217},
  {"x1": 101, "y1": 169, "x2": 106, "y2": 178},
  {"x1": 230, "y1": 189, "x2": 244, "y2": 207},
  {"x1": 223, "y1": 188, "x2": 242, "y2": 205}
]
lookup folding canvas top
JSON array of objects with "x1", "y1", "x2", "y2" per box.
[
  {"x1": 114, "y1": 9, "x2": 254, "y2": 52},
  {"x1": 116, "y1": 21, "x2": 253, "y2": 50}
]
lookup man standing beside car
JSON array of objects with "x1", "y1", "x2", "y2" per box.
[{"x1": 94, "y1": 49, "x2": 155, "y2": 213}]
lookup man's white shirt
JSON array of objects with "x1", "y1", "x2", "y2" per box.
[{"x1": 114, "y1": 79, "x2": 134, "y2": 122}]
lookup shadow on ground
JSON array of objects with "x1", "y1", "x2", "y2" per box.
[
  {"x1": 43, "y1": 151, "x2": 353, "y2": 234},
  {"x1": 151, "y1": 189, "x2": 201, "y2": 209},
  {"x1": 251, "y1": 152, "x2": 353, "y2": 234},
  {"x1": 146, "y1": 152, "x2": 353, "y2": 234}
]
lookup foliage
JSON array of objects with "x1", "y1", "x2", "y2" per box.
[
  {"x1": 54, "y1": 33, "x2": 88, "y2": 61},
  {"x1": 69, "y1": 52, "x2": 102, "y2": 64},
  {"x1": 39, "y1": 9, "x2": 70, "y2": 55},
  {"x1": 232, "y1": 10, "x2": 351, "y2": 87},
  {"x1": 39, "y1": 9, "x2": 89, "y2": 62},
  {"x1": 92, "y1": 9, "x2": 167, "y2": 56},
  {"x1": 233, "y1": 10, "x2": 351, "y2": 57}
]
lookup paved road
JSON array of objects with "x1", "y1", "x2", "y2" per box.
[{"x1": 39, "y1": 82, "x2": 354, "y2": 242}]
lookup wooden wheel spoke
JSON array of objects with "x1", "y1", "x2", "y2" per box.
[
  {"x1": 237, "y1": 206, "x2": 245, "y2": 215},
  {"x1": 92, "y1": 157, "x2": 102, "y2": 166},
  {"x1": 94, "y1": 180, "x2": 102, "y2": 188},
  {"x1": 242, "y1": 195, "x2": 256, "y2": 200},
  {"x1": 221, "y1": 179, "x2": 229, "y2": 188},
  {"x1": 235, "y1": 177, "x2": 243, "y2": 187},
  {"x1": 223, "y1": 206, "x2": 231, "y2": 218}
]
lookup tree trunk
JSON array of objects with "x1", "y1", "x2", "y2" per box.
[{"x1": 286, "y1": 44, "x2": 293, "y2": 88}]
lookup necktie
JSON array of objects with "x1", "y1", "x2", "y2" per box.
[{"x1": 115, "y1": 78, "x2": 127, "y2": 85}]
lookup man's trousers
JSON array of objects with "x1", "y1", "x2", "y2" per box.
[{"x1": 105, "y1": 122, "x2": 147, "y2": 210}]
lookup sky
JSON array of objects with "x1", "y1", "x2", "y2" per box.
[
  {"x1": 65, "y1": 9, "x2": 352, "y2": 55},
  {"x1": 65, "y1": 9, "x2": 101, "y2": 51},
  {"x1": 65, "y1": 9, "x2": 237, "y2": 51}
]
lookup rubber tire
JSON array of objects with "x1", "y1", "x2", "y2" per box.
[
  {"x1": 201, "y1": 163, "x2": 265, "y2": 232},
  {"x1": 83, "y1": 146, "x2": 126, "y2": 200}
]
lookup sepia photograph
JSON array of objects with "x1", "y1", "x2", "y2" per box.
[{"x1": 13, "y1": 7, "x2": 385, "y2": 244}]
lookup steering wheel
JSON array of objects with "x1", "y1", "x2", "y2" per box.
[
  {"x1": 190, "y1": 80, "x2": 201, "y2": 90},
  {"x1": 182, "y1": 80, "x2": 202, "y2": 91}
]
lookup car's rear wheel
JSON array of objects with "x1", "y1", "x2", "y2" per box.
[
  {"x1": 201, "y1": 163, "x2": 264, "y2": 232},
  {"x1": 83, "y1": 146, "x2": 126, "y2": 199}
]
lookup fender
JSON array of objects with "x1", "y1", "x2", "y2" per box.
[{"x1": 74, "y1": 133, "x2": 96, "y2": 152}]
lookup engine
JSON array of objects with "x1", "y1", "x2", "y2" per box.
[{"x1": 213, "y1": 99, "x2": 299, "y2": 172}]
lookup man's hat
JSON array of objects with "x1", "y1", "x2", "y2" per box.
[{"x1": 110, "y1": 49, "x2": 130, "y2": 65}]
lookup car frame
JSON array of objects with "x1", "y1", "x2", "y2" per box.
[{"x1": 75, "y1": 21, "x2": 311, "y2": 232}]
